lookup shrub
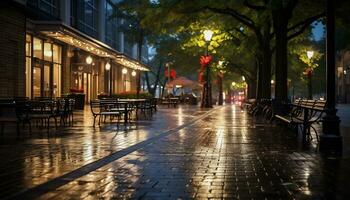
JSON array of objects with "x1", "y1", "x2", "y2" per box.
[{"x1": 98, "y1": 91, "x2": 153, "y2": 99}]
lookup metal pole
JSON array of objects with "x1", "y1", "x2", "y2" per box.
[
  {"x1": 308, "y1": 73, "x2": 312, "y2": 100},
  {"x1": 168, "y1": 65, "x2": 171, "y2": 95},
  {"x1": 205, "y1": 43, "x2": 212, "y2": 107},
  {"x1": 109, "y1": 67, "x2": 112, "y2": 96},
  {"x1": 136, "y1": 70, "x2": 141, "y2": 98}
]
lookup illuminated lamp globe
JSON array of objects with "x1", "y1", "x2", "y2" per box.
[
  {"x1": 203, "y1": 30, "x2": 214, "y2": 42},
  {"x1": 105, "y1": 62, "x2": 111, "y2": 71},
  {"x1": 122, "y1": 68, "x2": 128, "y2": 74},
  {"x1": 307, "y1": 51, "x2": 314, "y2": 59},
  {"x1": 131, "y1": 70, "x2": 137, "y2": 77},
  {"x1": 86, "y1": 56, "x2": 93, "y2": 64}
]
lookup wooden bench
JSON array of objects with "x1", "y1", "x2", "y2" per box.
[{"x1": 275, "y1": 99, "x2": 327, "y2": 141}]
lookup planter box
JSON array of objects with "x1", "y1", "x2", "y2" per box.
[{"x1": 67, "y1": 93, "x2": 85, "y2": 110}]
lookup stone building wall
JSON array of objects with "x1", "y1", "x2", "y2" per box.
[{"x1": 0, "y1": 3, "x2": 26, "y2": 97}]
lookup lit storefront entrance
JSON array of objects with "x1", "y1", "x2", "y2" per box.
[
  {"x1": 26, "y1": 34, "x2": 62, "y2": 98},
  {"x1": 30, "y1": 21, "x2": 150, "y2": 102}
]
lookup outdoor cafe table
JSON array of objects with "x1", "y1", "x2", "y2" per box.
[{"x1": 117, "y1": 99, "x2": 148, "y2": 120}]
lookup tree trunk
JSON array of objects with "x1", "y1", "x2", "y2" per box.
[
  {"x1": 137, "y1": 30, "x2": 144, "y2": 98},
  {"x1": 161, "y1": 79, "x2": 166, "y2": 97},
  {"x1": 247, "y1": 79, "x2": 257, "y2": 99},
  {"x1": 150, "y1": 60, "x2": 163, "y2": 96},
  {"x1": 261, "y1": 50, "x2": 272, "y2": 99},
  {"x1": 144, "y1": 72, "x2": 151, "y2": 93},
  {"x1": 273, "y1": 10, "x2": 288, "y2": 102},
  {"x1": 256, "y1": 58, "x2": 263, "y2": 100},
  {"x1": 256, "y1": 49, "x2": 272, "y2": 100},
  {"x1": 217, "y1": 74, "x2": 223, "y2": 105}
]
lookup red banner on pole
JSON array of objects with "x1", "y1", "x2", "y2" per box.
[{"x1": 165, "y1": 69, "x2": 177, "y2": 79}]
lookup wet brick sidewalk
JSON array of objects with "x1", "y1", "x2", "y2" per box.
[
  {"x1": 2, "y1": 105, "x2": 350, "y2": 199},
  {"x1": 0, "y1": 105, "x2": 206, "y2": 199}
]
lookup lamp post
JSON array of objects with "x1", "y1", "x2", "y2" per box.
[
  {"x1": 105, "y1": 61, "x2": 111, "y2": 96},
  {"x1": 132, "y1": 70, "x2": 137, "y2": 93},
  {"x1": 202, "y1": 30, "x2": 213, "y2": 108},
  {"x1": 165, "y1": 62, "x2": 171, "y2": 95},
  {"x1": 122, "y1": 68, "x2": 128, "y2": 92},
  {"x1": 344, "y1": 67, "x2": 349, "y2": 103},
  {"x1": 306, "y1": 50, "x2": 314, "y2": 100},
  {"x1": 86, "y1": 56, "x2": 93, "y2": 65}
]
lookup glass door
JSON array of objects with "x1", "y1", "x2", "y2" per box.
[
  {"x1": 83, "y1": 73, "x2": 92, "y2": 103},
  {"x1": 53, "y1": 64, "x2": 61, "y2": 98},
  {"x1": 43, "y1": 63, "x2": 51, "y2": 97},
  {"x1": 33, "y1": 66, "x2": 41, "y2": 98}
]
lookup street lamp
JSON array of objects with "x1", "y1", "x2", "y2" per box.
[
  {"x1": 105, "y1": 62, "x2": 112, "y2": 96},
  {"x1": 165, "y1": 62, "x2": 172, "y2": 95},
  {"x1": 344, "y1": 66, "x2": 350, "y2": 103},
  {"x1": 307, "y1": 51, "x2": 314, "y2": 59},
  {"x1": 86, "y1": 56, "x2": 93, "y2": 64},
  {"x1": 202, "y1": 30, "x2": 213, "y2": 108},
  {"x1": 203, "y1": 30, "x2": 214, "y2": 42},
  {"x1": 306, "y1": 50, "x2": 314, "y2": 99},
  {"x1": 122, "y1": 68, "x2": 128, "y2": 92},
  {"x1": 131, "y1": 70, "x2": 136, "y2": 77}
]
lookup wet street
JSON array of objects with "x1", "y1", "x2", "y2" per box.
[{"x1": 1, "y1": 105, "x2": 350, "y2": 200}]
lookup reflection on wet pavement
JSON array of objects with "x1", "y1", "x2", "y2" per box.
[
  {"x1": 2, "y1": 105, "x2": 350, "y2": 199},
  {"x1": 0, "y1": 105, "x2": 206, "y2": 199}
]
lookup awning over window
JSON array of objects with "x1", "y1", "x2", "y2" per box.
[{"x1": 31, "y1": 21, "x2": 150, "y2": 71}]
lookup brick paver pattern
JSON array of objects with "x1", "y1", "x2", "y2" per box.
[{"x1": 2, "y1": 105, "x2": 350, "y2": 199}]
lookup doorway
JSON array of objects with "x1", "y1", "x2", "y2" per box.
[
  {"x1": 83, "y1": 73, "x2": 91, "y2": 103},
  {"x1": 32, "y1": 60, "x2": 61, "y2": 98}
]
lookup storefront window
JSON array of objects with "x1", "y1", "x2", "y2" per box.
[
  {"x1": 25, "y1": 57, "x2": 32, "y2": 98},
  {"x1": 53, "y1": 64, "x2": 61, "y2": 98},
  {"x1": 26, "y1": 34, "x2": 32, "y2": 98},
  {"x1": 33, "y1": 67, "x2": 41, "y2": 98},
  {"x1": 44, "y1": 42, "x2": 52, "y2": 61},
  {"x1": 43, "y1": 64, "x2": 51, "y2": 97},
  {"x1": 33, "y1": 37, "x2": 43, "y2": 59},
  {"x1": 26, "y1": 34, "x2": 62, "y2": 98},
  {"x1": 53, "y1": 44, "x2": 61, "y2": 63}
]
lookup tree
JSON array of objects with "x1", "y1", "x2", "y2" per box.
[{"x1": 117, "y1": 0, "x2": 326, "y2": 102}]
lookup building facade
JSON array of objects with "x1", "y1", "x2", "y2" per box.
[{"x1": 0, "y1": 0, "x2": 149, "y2": 102}]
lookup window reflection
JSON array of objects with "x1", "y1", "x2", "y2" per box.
[
  {"x1": 53, "y1": 44, "x2": 61, "y2": 63},
  {"x1": 53, "y1": 64, "x2": 61, "y2": 98},
  {"x1": 33, "y1": 37, "x2": 42, "y2": 59},
  {"x1": 33, "y1": 67, "x2": 41, "y2": 97},
  {"x1": 44, "y1": 43, "x2": 52, "y2": 61}
]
